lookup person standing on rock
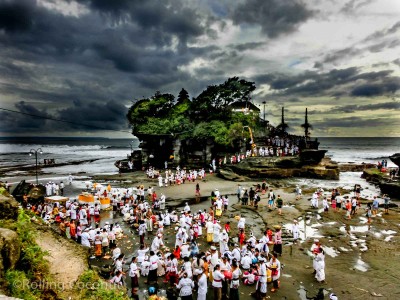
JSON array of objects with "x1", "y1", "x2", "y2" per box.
[
  {"x1": 372, "y1": 196, "x2": 379, "y2": 216},
  {"x1": 272, "y1": 227, "x2": 282, "y2": 256},
  {"x1": 383, "y1": 194, "x2": 390, "y2": 214},
  {"x1": 237, "y1": 185, "x2": 242, "y2": 203},
  {"x1": 276, "y1": 195, "x2": 283, "y2": 215},
  {"x1": 268, "y1": 190, "x2": 275, "y2": 209},
  {"x1": 291, "y1": 220, "x2": 300, "y2": 242},
  {"x1": 129, "y1": 256, "x2": 139, "y2": 299}
]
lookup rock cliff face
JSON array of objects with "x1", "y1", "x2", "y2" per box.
[
  {"x1": 362, "y1": 169, "x2": 400, "y2": 199},
  {"x1": 219, "y1": 156, "x2": 340, "y2": 180},
  {"x1": 0, "y1": 195, "x2": 19, "y2": 220},
  {"x1": 0, "y1": 228, "x2": 21, "y2": 277},
  {"x1": 0, "y1": 195, "x2": 21, "y2": 282}
]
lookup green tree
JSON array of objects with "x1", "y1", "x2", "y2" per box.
[{"x1": 177, "y1": 88, "x2": 190, "y2": 104}]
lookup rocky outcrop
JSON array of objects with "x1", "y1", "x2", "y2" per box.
[
  {"x1": 0, "y1": 228, "x2": 21, "y2": 278},
  {"x1": 219, "y1": 157, "x2": 339, "y2": 180},
  {"x1": 339, "y1": 163, "x2": 376, "y2": 172},
  {"x1": 0, "y1": 195, "x2": 19, "y2": 221},
  {"x1": 362, "y1": 168, "x2": 400, "y2": 199}
]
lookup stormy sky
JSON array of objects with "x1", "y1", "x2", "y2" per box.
[{"x1": 0, "y1": 0, "x2": 399, "y2": 137}]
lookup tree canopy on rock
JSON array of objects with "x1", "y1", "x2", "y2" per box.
[{"x1": 127, "y1": 77, "x2": 260, "y2": 146}]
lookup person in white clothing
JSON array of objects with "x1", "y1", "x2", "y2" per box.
[
  {"x1": 212, "y1": 264, "x2": 225, "y2": 300},
  {"x1": 241, "y1": 252, "x2": 252, "y2": 270},
  {"x1": 219, "y1": 230, "x2": 229, "y2": 254},
  {"x1": 232, "y1": 244, "x2": 241, "y2": 262},
  {"x1": 151, "y1": 234, "x2": 164, "y2": 252},
  {"x1": 196, "y1": 268, "x2": 207, "y2": 300},
  {"x1": 256, "y1": 256, "x2": 267, "y2": 297},
  {"x1": 314, "y1": 247, "x2": 325, "y2": 283},
  {"x1": 175, "y1": 272, "x2": 194, "y2": 299},
  {"x1": 269, "y1": 252, "x2": 281, "y2": 292},
  {"x1": 128, "y1": 257, "x2": 139, "y2": 295},
  {"x1": 292, "y1": 219, "x2": 300, "y2": 242}
]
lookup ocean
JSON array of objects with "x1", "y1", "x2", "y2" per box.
[{"x1": 0, "y1": 136, "x2": 398, "y2": 199}]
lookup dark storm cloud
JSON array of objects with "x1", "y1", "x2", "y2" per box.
[
  {"x1": 351, "y1": 79, "x2": 400, "y2": 97},
  {"x1": 0, "y1": 0, "x2": 35, "y2": 32},
  {"x1": 57, "y1": 100, "x2": 128, "y2": 131},
  {"x1": 325, "y1": 101, "x2": 400, "y2": 113},
  {"x1": 253, "y1": 67, "x2": 400, "y2": 98},
  {"x1": 314, "y1": 116, "x2": 395, "y2": 129},
  {"x1": 2, "y1": 101, "x2": 52, "y2": 132},
  {"x1": 231, "y1": 0, "x2": 314, "y2": 38}
]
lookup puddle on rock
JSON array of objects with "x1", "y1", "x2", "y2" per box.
[
  {"x1": 354, "y1": 256, "x2": 369, "y2": 272},
  {"x1": 323, "y1": 246, "x2": 339, "y2": 257}
]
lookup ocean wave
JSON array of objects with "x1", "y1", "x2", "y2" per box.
[{"x1": 0, "y1": 143, "x2": 106, "y2": 154}]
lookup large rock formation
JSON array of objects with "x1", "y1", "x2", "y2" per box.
[
  {"x1": 220, "y1": 156, "x2": 340, "y2": 180},
  {"x1": 0, "y1": 195, "x2": 21, "y2": 282},
  {"x1": 362, "y1": 169, "x2": 400, "y2": 199},
  {"x1": 0, "y1": 195, "x2": 19, "y2": 220},
  {"x1": 0, "y1": 228, "x2": 21, "y2": 277}
]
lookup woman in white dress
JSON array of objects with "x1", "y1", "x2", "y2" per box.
[{"x1": 314, "y1": 247, "x2": 325, "y2": 283}]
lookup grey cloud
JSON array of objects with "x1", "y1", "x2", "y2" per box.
[
  {"x1": 340, "y1": 0, "x2": 375, "y2": 15},
  {"x1": 327, "y1": 101, "x2": 400, "y2": 113},
  {"x1": 57, "y1": 100, "x2": 128, "y2": 131},
  {"x1": 314, "y1": 116, "x2": 395, "y2": 129},
  {"x1": 231, "y1": 0, "x2": 314, "y2": 38},
  {"x1": 230, "y1": 42, "x2": 265, "y2": 51},
  {"x1": 252, "y1": 67, "x2": 400, "y2": 98},
  {"x1": 351, "y1": 79, "x2": 400, "y2": 97},
  {"x1": 0, "y1": 0, "x2": 35, "y2": 32}
]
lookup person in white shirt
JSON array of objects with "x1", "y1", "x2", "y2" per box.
[
  {"x1": 129, "y1": 257, "x2": 139, "y2": 293},
  {"x1": 109, "y1": 270, "x2": 124, "y2": 286},
  {"x1": 176, "y1": 272, "x2": 194, "y2": 299},
  {"x1": 137, "y1": 245, "x2": 149, "y2": 264},
  {"x1": 151, "y1": 234, "x2": 164, "y2": 252},
  {"x1": 268, "y1": 253, "x2": 281, "y2": 292},
  {"x1": 230, "y1": 260, "x2": 242, "y2": 300},
  {"x1": 196, "y1": 268, "x2": 207, "y2": 300},
  {"x1": 70, "y1": 207, "x2": 77, "y2": 221},
  {"x1": 213, "y1": 221, "x2": 221, "y2": 244},
  {"x1": 292, "y1": 219, "x2": 300, "y2": 242},
  {"x1": 241, "y1": 252, "x2": 252, "y2": 270},
  {"x1": 138, "y1": 220, "x2": 147, "y2": 247},
  {"x1": 212, "y1": 264, "x2": 225, "y2": 300},
  {"x1": 184, "y1": 202, "x2": 191, "y2": 213},
  {"x1": 160, "y1": 194, "x2": 166, "y2": 210},
  {"x1": 114, "y1": 254, "x2": 124, "y2": 273},
  {"x1": 180, "y1": 242, "x2": 190, "y2": 259},
  {"x1": 256, "y1": 256, "x2": 267, "y2": 297},
  {"x1": 219, "y1": 230, "x2": 229, "y2": 254},
  {"x1": 206, "y1": 219, "x2": 214, "y2": 243},
  {"x1": 237, "y1": 217, "x2": 245, "y2": 231},
  {"x1": 112, "y1": 246, "x2": 121, "y2": 261},
  {"x1": 81, "y1": 228, "x2": 91, "y2": 248},
  {"x1": 148, "y1": 251, "x2": 159, "y2": 283},
  {"x1": 232, "y1": 244, "x2": 241, "y2": 263}
]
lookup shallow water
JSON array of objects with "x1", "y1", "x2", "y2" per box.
[{"x1": 354, "y1": 256, "x2": 369, "y2": 272}]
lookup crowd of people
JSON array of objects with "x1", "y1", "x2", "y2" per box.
[{"x1": 26, "y1": 166, "x2": 397, "y2": 300}]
